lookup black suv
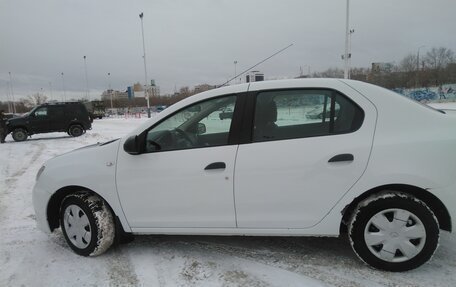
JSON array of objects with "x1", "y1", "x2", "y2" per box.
[{"x1": 6, "y1": 102, "x2": 92, "y2": 142}]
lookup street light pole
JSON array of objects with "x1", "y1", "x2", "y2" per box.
[
  {"x1": 234, "y1": 61, "x2": 238, "y2": 84},
  {"x1": 8, "y1": 72, "x2": 16, "y2": 113},
  {"x1": 139, "y1": 12, "x2": 151, "y2": 118},
  {"x1": 83, "y1": 55, "x2": 90, "y2": 100},
  {"x1": 416, "y1": 45, "x2": 425, "y2": 88},
  {"x1": 6, "y1": 81, "x2": 12, "y2": 113},
  {"x1": 61, "y1": 72, "x2": 66, "y2": 102},
  {"x1": 108, "y1": 72, "x2": 113, "y2": 109},
  {"x1": 49, "y1": 82, "x2": 53, "y2": 102},
  {"x1": 343, "y1": 0, "x2": 350, "y2": 79},
  {"x1": 348, "y1": 29, "x2": 355, "y2": 79}
]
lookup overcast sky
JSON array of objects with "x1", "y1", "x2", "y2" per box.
[{"x1": 1, "y1": 0, "x2": 455, "y2": 101}]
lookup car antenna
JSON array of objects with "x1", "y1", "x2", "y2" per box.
[{"x1": 217, "y1": 43, "x2": 294, "y2": 88}]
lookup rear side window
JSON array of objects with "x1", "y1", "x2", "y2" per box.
[
  {"x1": 253, "y1": 89, "x2": 364, "y2": 142},
  {"x1": 65, "y1": 104, "x2": 86, "y2": 117},
  {"x1": 48, "y1": 106, "x2": 65, "y2": 118}
]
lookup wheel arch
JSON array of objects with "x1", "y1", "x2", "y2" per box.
[
  {"x1": 68, "y1": 122, "x2": 85, "y2": 130},
  {"x1": 47, "y1": 185, "x2": 127, "y2": 236},
  {"x1": 340, "y1": 184, "x2": 452, "y2": 233},
  {"x1": 11, "y1": 126, "x2": 29, "y2": 133}
]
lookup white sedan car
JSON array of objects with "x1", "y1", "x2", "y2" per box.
[{"x1": 33, "y1": 79, "x2": 456, "y2": 271}]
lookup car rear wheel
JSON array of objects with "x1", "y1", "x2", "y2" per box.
[
  {"x1": 348, "y1": 192, "x2": 439, "y2": 271},
  {"x1": 69, "y1": 125, "x2": 84, "y2": 137},
  {"x1": 12, "y1": 128, "x2": 28, "y2": 142},
  {"x1": 60, "y1": 192, "x2": 115, "y2": 256}
]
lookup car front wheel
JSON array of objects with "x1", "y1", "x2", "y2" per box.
[
  {"x1": 60, "y1": 192, "x2": 115, "y2": 256},
  {"x1": 12, "y1": 128, "x2": 28, "y2": 142},
  {"x1": 348, "y1": 192, "x2": 439, "y2": 271}
]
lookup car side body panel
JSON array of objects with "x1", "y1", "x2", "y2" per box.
[
  {"x1": 32, "y1": 140, "x2": 131, "y2": 232},
  {"x1": 33, "y1": 79, "x2": 456, "y2": 237}
]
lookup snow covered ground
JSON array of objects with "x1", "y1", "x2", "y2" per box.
[{"x1": 1, "y1": 110, "x2": 456, "y2": 287}]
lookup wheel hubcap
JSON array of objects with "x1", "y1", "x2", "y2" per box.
[
  {"x1": 72, "y1": 128, "x2": 82, "y2": 136},
  {"x1": 364, "y1": 208, "x2": 426, "y2": 263},
  {"x1": 16, "y1": 131, "x2": 25, "y2": 140},
  {"x1": 63, "y1": 205, "x2": 92, "y2": 249}
]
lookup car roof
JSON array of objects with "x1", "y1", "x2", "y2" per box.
[{"x1": 40, "y1": 102, "x2": 84, "y2": 106}]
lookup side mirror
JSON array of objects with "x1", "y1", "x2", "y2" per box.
[
  {"x1": 197, "y1": 123, "x2": 206, "y2": 135},
  {"x1": 123, "y1": 135, "x2": 140, "y2": 155}
]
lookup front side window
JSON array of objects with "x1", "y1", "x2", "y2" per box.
[
  {"x1": 34, "y1": 107, "x2": 48, "y2": 117},
  {"x1": 253, "y1": 89, "x2": 363, "y2": 142},
  {"x1": 145, "y1": 95, "x2": 237, "y2": 152}
]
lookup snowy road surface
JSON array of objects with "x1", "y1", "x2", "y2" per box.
[{"x1": 1, "y1": 116, "x2": 456, "y2": 287}]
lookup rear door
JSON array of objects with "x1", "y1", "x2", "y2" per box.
[
  {"x1": 48, "y1": 106, "x2": 66, "y2": 131},
  {"x1": 234, "y1": 82, "x2": 376, "y2": 228}
]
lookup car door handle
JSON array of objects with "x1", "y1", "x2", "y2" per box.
[
  {"x1": 205, "y1": 162, "x2": 226, "y2": 170},
  {"x1": 328, "y1": 154, "x2": 354, "y2": 163}
]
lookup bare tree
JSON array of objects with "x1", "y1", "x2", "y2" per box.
[
  {"x1": 424, "y1": 47, "x2": 455, "y2": 85},
  {"x1": 312, "y1": 68, "x2": 344, "y2": 78},
  {"x1": 21, "y1": 93, "x2": 48, "y2": 108},
  {"x1": 399, "y1": 54, "x2": 418, "y2": 73},
  {"x1": 424, "y1": 47, "x2": 455, "y2": 70}
]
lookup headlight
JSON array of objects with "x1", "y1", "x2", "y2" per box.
[{"x1": 36, "y1": 166, "x2": 46, "y2": 181}]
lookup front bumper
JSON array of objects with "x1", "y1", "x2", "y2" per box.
[{"x1": 32, "y1": 180, "x2": 53, "y2": 233}]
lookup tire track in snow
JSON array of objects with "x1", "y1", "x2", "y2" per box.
[
  {"x1": 4, "y1": 142, "x2": 44, "y2": 185},
  {"x1": 2, "y1": 142, "x2": 46, "y2": 222},
  {"x1": 106, "y1": 248, "x2": 139, "y2": 286},
  {"x1": 0, "y1": 142, "x2": 13, "y2": 221}
]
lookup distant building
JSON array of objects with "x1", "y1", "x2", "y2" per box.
[
  {"x1": 101, "y1": 89, "x2": 128, "y2": 101},
  {"x1": 194, "y1": 84, "x2": 215, "y2": 93},
  {"x1": 246, "y1": 71, "x2": 264, "y2": 83},
  {"x1": 101, "y1": 80, "x2": 160, "y2": 101},
  {"x1": 371, "y1": 62, "x2": 394, "y2": 74}
]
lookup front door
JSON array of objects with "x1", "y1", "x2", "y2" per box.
[
  {"x1": 116, "y1": 95, "x2": 240, "y2": 229},
  {"x1": 234, "y1": 87, "x2": 376, "y2": 228},
  {"x1": 29, "y1": 107, "x2": 50, "y2": 133}
]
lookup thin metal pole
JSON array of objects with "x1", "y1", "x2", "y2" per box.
[
  {"x1": 139, "y1": 12, "x2": 151, "y2": 118},
  {"x1": 83, "y1": 56, "x2": 90, "y2": 100},
  {"x1": 8, "y1": 72, "x2": 16, "y2": 113},
  {"x1": 108, "y1": 72, "x2": 113, "y2": 109},
  {"x1": 49, "y1": 82, "x2": 53, "y2": 102},
  {"x1": 6, "y1": 81, "x2": 12, "y2": 113},
  {"x1": 348, "y1": 29, "x2": 354, "y2": 79},
  {"x1": 234, "y1": 61, "x2": 238, "y2": 84},
  {"x1": 344, "y1": 0, "x2": 350, "y2": 79},
  {"x1": 416, "y1": 46, "x2": 425, "y2": 88},
  {"x1": 61, "y1": 72, "x2": 66, "y2": 102}
]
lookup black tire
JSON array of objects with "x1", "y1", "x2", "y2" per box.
[
  {"x1": 69, "y1": 125, "x2": 84, "y2": 137},
  {"x1": 60, "y1": 192, "x2": 115, "y2": 256},
  {"x1": 12, "y1": 128, "x2": 28, "y2": 142},
  {"x1": 348, "y1": 192, "x2": 439, "y2": 271}
]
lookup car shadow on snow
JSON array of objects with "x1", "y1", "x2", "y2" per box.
[
  {"x1": 123, "y1": 233, "x2": 362, "y2": 269},
  {"x1": 8, "y1": 135, "x2": 74, "y2": 142}
]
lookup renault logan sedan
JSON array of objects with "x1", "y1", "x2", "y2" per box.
[{"x1": 33, "y1": 79, "x2": 456, "y2": 271}]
